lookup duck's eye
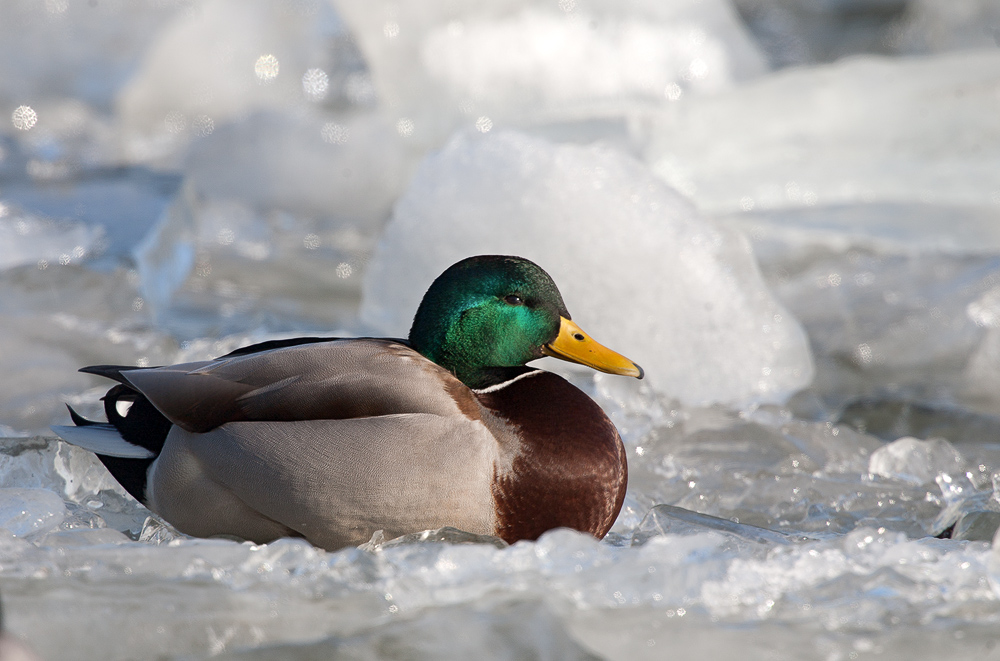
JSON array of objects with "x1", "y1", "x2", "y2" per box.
[{"x1": 503, "y1": 294, "x2": 523, "y2": 305}]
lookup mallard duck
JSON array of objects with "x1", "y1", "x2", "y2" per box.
[{"x1": 53, "y1": 255, "x2": 642, "y2": 549}]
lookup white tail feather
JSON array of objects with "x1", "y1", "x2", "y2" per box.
[{"x1": 50, "y1": 425, "x2": 155, "y2": 459}]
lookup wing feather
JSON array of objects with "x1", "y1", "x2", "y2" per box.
[{"x1": 121, "y1": 339, "x2": 474, "y2": 433}]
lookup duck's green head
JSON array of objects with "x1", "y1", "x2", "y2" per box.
[{"x1": 409, "y1": 255, "x2": 643, "y2": 389}]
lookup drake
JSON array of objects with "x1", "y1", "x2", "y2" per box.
[{"x1": 52, "y1": 255, "x2": 643, "y2": 550}]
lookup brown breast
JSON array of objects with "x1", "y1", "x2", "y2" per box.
[{"x1": 475, "y1": 370, "x2": 628, "y2": 544}]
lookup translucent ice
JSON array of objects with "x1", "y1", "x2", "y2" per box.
[
  {"x1": 0, "y1": 261, "x2": 175, "y2": 433},
  {"x1": 868, "y1": 436, "x2": 967, "y2": 486},
  {"x1": 0, "y1": 488, "x2": 66, "y2": 538},
  {"x1": 332, "y1": 0, "x2": 766, "y2": 145},
  {"x1": 217, "y1": 599, "x2": 601, "y2": 660},
  {"x1": 894, "y1": 0, "x2": 1000, "y2": 55},
  {"x1": 631, "y1": 504, "x2": 809, "y2": 547},
  {"x1": 1, "y1": 167, "x2": 183, "y2": 267},
  {"x1": 961, "y1": 285, "x2": 1000, "y2": 412},
  {"x1": 0, "y1": 1, "x2": 185, "y2": 110},
  {"x1": 647, "y1": 50, "x2": 1000, "y2": 216},
  {"x1": 184, "y1": 111, "x2": 412, "y2": 225},
  {"x1": 734, "y1": 0, "x2": 908, "y2": 67},
  {"x1": 763, "y1": 250, "x2": 1000, "y2": 409},
  {"x1": 4, "y1": 504, "x2": 996, "y2": 660},
  {"x1": 361, "y1": 130, "x2": 813, "y2": 406},
  {"x1": 117, "y1": 0, "x2": 349, "y2": 151},
  {"x1": 0, "y1": 212, "x2": 102, "y2": 271},
  {"x1": 621, "y1": 407, "x2": 950, "y2": 538}
]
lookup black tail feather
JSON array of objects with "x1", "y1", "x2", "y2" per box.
[
  {"x1": 101, "y1": 384, "x2": 172, "y2": 455},
  {"x1": 67, "y1": 404, "x2": 101, "y2": 427},
  {"x1": 80, "y1": 364, "x2": 143, "y2": 384},
  {"x1": 72, "y1": 370, "x2": 174, "y2": 505},
  {"x1": 96, "y1": 455, "x2": 155, "y2": 504}
]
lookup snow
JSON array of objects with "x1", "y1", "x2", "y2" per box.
[{"x1": 2, "y1": 0, "x2": 1000, "y2": 659}]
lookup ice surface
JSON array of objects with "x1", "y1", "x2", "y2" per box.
[
  {"x1": 618, "y1": 405, "x2": 972, "y2": 539},
  {"x1": 5, "y1": 2, "x2": 1000, "y2": 659},
  {"x1": 361, "y1": 130, "x2": 813, "y2": 406},
  {"x1": 647, "y1": 49, "x2": 1000, "y2": 216},
  {"x1": 332, "y1": 0, "x2": 766, "y2": 145},
  {"x1": 1, "y1": 441, "x2": 997, "y2": 661}
]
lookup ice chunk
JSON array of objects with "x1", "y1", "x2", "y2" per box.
[
  {"x1": 133, "y1": 109, "x2": 414, "y2": 333},
  {"x1": 362, "y1": 526, "x2": 508, "y2": 552},
  {"x1": 0, "y1": 437, "x2": 149, "y2": 535},
  {"x1": 632, "y1": 504, "x2": 808, "y2": 547},
  {"x1": 117, "y1": 0, "x2": 350, "y2": 150},
  {"x1": 893, "y1": 0, "x2": 1000, "y2": 55},
  {"x1": 647, "y1": 50, "x2": 1000, "y2": 216},
  {"x1": 951, "y1": 511, "x2": 1000, "y2": 542},
  {"x1": 868, "y1": 436, "x2": 967, "y2": 485},
  {"x1": 1, "y1": 167, "x2": 183, "y2": 269},
  {"x1": 332, "y1": 0, "x2": 766, "y2": 145},
  {"x1": 765, "y1": 250, "x2": 1000, "y2": 409},
  {"x1": 964, "y1": 327, "x2": 1000, "y2": 410},
  {"x1": 362, "y1": 130, "x2": 813, "y2": 406},
  {"x1": 0, "y1": 211, "x2": 102, "y2": 272},
  {"x1": 0, "y1": 488, "x2": 66, "y2": 537},
  {"x1": 621, "y1": 405, "x2": 951, "y2": 538},
  {"x1": 0, "y1": 263, "x2": 175, "y2": 433},
  {"x1": 0, "y1": 1, "x2": 185, "y2": 110},
  {"x1": 184, "y1": 111, "x2": 411, "y2": 225},
  {"x1": 132, "y1": 183, "x2": 196, "y2": 318},
  {"x1": 724, "y1": 203, "x2": 1000, "y2": 258},
  {"x1": 961, "y1": 286, "x2": 1000, "y2": 411},
  {"x1": 734, "y1": 0, "x2": 908, "y2": 68}
]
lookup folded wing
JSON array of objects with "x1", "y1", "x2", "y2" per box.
[{"x1": 119, "y1": 339, "x2": 474, "y2": 433}]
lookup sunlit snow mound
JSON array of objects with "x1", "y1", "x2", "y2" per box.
[{"x1": 361, "y1": 131, "x2": 813, "y2": 406}]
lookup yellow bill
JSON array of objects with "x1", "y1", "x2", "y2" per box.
[{"x1": 541, "y1": 317, "x2": 644, "y2": 379}]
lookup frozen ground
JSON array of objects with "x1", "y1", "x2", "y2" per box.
[{"x1": 2, "y1": 0, "x2": 1000, "y2": 658}]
